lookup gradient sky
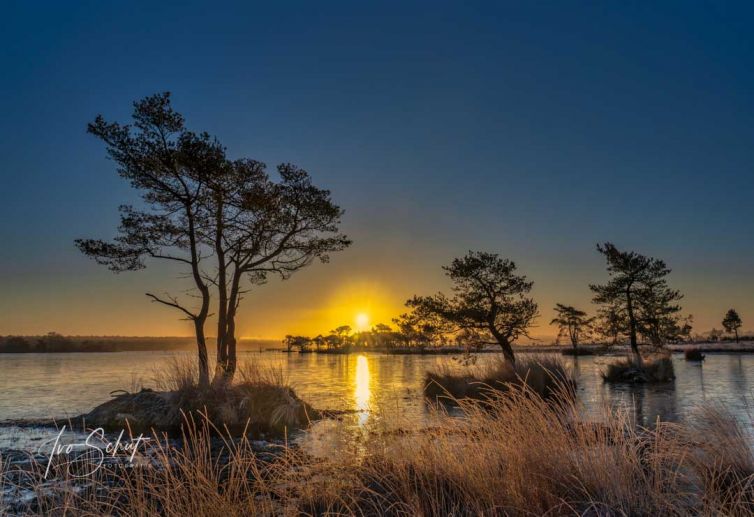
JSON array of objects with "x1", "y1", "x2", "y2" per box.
[{"x1": 1, "y1": 1, "x2": 753, "y2": 340}]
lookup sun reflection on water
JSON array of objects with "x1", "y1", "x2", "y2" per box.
[{"x1": 354, "y1": 354, "x2": 371, "y2": 425}]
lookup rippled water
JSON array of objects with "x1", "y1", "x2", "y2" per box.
[{"x1": 0, "y1": 351, "x2": 752, "y2": 443}]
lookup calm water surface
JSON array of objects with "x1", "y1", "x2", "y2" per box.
[{"x1": 0, "y1": 351, "x2": 752, "y2": 445}]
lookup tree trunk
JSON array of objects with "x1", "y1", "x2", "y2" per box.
[
  {"x1": 490, "y1": 327, "x2": 515, "y2": 363},
  {"x1": 214, "y1": 194, "x2": 229, "y2": 380},
  {"x1": 195, "y1": 319, "x2": 210, "y2": 388},
  {"x1": 215, "y1": 295, "x2": 227, "y2": 376},
  {"x1": 185, "y1": 207, "x2": 212, "y2": 387},
  {"x1": 215, "y1": 270, "x2": 242, "y2": 382},
  {"x1": 625, "y1": 290, "x2": 642, "y2": 365},
  {"x1": 226, "y1": 339, "x2": 237, "y2": 377},
  {"x1": 735, "y1": 328, "x2": 739, "y2": 343},
  {"x1": 225, "y1": 314, "x2": 238, "y2": 380}
]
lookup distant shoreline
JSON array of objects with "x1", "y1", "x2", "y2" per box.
[
  {"x1": 2, "y1": 335, "x2": 753, "y2": 355},
  {"x1": 0, "y1": 335, "x2": 278, "y2": 354}
]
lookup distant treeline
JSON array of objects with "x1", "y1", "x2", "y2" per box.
[
  {"x1": 713, "y1": 334, "x2": 754, "y2": 342},
  {"x1": 0, "y1": 333, "x2": 279, "y2": 353}
]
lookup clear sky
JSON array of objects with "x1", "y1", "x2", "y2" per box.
[{"x1": 1, "y1": 1, "x2": 753, "y2": 340}]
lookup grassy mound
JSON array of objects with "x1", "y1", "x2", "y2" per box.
[
  {"x1": 602, "y1": 354, "x2": 675, "y2": 383},
  {"x1": 80, "y1": 359, "x2": 319, "y2": 437},
  {"x1": 174, "y1": 382, "x2": 318, "y2": 436},
  {"x1": 424, "y1": 355, "x2": 574, "y2": 402}
]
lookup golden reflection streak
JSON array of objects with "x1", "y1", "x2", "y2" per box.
[{"x1": 354, "y1": 354, "x2": 371, "y2": 425}]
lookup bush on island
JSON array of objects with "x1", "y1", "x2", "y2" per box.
[
  {"x1": 424, "y1": 355, "x2": 574, "y2": 402},
  {"x1": 684, "y1": 349, "x2": 705, "y2": 361},
  {"x1": 602, "y1": 353, "x2": 675, "y2": 383}
]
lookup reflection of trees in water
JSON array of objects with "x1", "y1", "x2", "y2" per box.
[
  {"x1": 643, "y1": 386, "x2": 677, "y2": 426},
  {"x1": 334, "y1": 355, "x2": 350, "y2": 382},
  {"x1": 728, "y1": 354, "x2": 748, "y2": 397},
  {"x1": 571, "y1": 356, "x2": 581, "y2": 377},
  {"x1": 606, "y1": 380, "x2": 679, "y2": 428},
  {"x1": 377, "y1": 355, "x2": 401, "y2": 392},
  {"x1": 40, "y1": 356, "x2": 64, "y2": 377},
  {"x1": 695, "y1": 361, "x2": 706, "y2": 401}
]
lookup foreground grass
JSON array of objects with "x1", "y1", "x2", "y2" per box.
[{"x1": 6, "y1": 381, "x2": 754, "y2": 516}]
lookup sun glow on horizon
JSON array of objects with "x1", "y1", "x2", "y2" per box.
[
  {"x1": 355, "y1": 312, "x2": 370, "y2": 331},
  {"x1": 269, "y1": 279, "x2": 402, "y2": 337}
]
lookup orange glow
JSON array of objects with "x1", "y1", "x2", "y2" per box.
[{"x1": 274, "y1": 279, "x2": 399, "y2": 336}]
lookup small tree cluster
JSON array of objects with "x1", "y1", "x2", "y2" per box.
[
  {"x1": 283, "y1": 335, "x2": 312, "y2": 352},
  {"x1": 722, "y1": 309, "x2": 743, "y2": 342},
  {"x1": 550, "y1": 304, "x2": 593, "y2": 351},
  {"x1": 282, "y1": 323, "x2": 406, "y2": 353}
]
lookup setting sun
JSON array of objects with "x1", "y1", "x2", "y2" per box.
[{"x1": 355, "y1": 312, "x2": 370, "y2": 331}]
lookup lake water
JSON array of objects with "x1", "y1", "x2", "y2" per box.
[{"x1": 0, "y1": 351, "x2": 752, "y2": 450}]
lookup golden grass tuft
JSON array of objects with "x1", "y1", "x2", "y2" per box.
[
  {"x1": 681, "y1": 405, "x2": 754, "y2": 515},
  {"x1": 424, "y1": 354, "x2": 574, "y2": 402},
  {"x1": 602, "y1": 353, "x2": 676, "y2": 383}
]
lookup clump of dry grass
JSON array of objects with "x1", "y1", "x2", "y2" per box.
[
  {"x1": 602, "y1": 353, "x2": 675, "y2": 383},
  {"x1": 151, "y1": 355, "x2": 200, "y2": 392},
  {"x1": 424, "y1": 354, "x2": 574, "y2": 402},
  {"x1": 237, "y1": 360, "x2": 288, "y2": 387},
  {"x1": 175, "y1": 382, "x2": 317, "y2": 436},
  {"x1": 170, "y1": 358, "x2": 317, "y2": 437},
  {"x1": 681, "y1": 405, "x2": 754, "y2": 515}
]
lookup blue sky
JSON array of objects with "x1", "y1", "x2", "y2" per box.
[{"x1": 1, "y1": 1, "x2": 753, "y2": 337}]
